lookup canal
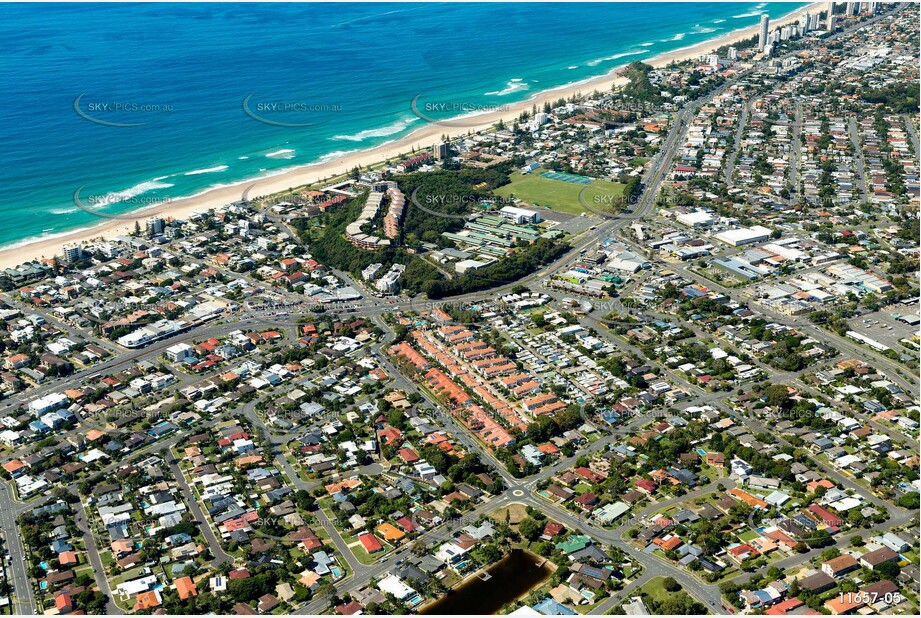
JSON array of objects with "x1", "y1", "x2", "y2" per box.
[{"x1": 420, "y1": 549, "x2": 553, "y2": 615}]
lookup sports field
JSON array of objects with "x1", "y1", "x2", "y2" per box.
[{"x1": 494, "y1": 169, "x2": 626, "y2": 215}]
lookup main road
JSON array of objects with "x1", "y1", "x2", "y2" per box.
[
  {"x1": 0, "y1": 9, "x2": 908, "y2": 615},
  {"x1": 0, "y1": 485, "x2": 36, "y2": 614}
]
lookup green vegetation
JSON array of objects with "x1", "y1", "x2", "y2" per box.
[
  {"x1": 493, "y1": 171, "x2": 626, "y2": 215},
  {"x1": 295, "y1": 167, "x2": 569, "y2": 297},
  {"x1": 426, "y1": 237, "x2": 570, "y2": 299},
  {"x1": 861, "y1": 82, "x2": 920, "y2": 113},
  {"x1": 293, "y1": 190, "x2": 442, "y2": 295},
  {"x1": 622, "y1": 62, "x2": 661, "y2": 104},
  {"x1": 637, "y1": 576, "x2": 706, "y2": 614},
  {"x1": 897, "y1": 492, "x2": 920, "y2": 509},
  {"x1": 397, "y1": 167, "x2": 513, "y2": 246}
]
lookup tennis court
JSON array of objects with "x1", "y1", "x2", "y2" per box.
[{"x1": 540, "y1": 171, "x2": 592, "y2": 184}]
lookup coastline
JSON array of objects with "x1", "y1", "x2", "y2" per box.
[{"x1": 0, "y1": 2, "x2": 820, "y2": 271}]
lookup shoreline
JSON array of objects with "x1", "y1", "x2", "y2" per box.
[{"x1": 0, "y1": 2, "x2": 820, "y2": 271}]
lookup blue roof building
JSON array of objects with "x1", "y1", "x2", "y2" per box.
[{"x1": 533, "y1": 598, "x2": 577, "y2": 615}]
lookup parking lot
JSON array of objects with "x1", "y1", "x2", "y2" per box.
[{"x1": 850, "y1": 308, "x2": 920, "y2": 354}]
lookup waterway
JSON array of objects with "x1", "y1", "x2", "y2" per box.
[{"x1": 420, "y1": 548, "x2": 553, "y2": 615}]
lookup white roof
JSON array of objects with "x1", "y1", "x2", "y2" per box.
[
  {"x1": 377, "y1": 575, "x2": 415, "y2": 600},
  {"x1": 677, "y1": 210, "x2": 714, "y2": 224},
  {"x1": 714, "y1": 225, "x2": 772, "y2": 245},
  {"x1": 115, "y1": 575, "x2": 158, "y2": 596},
  {"x1": 500, "y1": 205, "x2": 538, "y2": 217}
]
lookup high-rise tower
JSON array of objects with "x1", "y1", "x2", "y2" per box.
[{"x1": 759, "y1": 14, "x2": 770, "y2": 50}]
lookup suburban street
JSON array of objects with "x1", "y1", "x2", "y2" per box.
[{"x1": 0, "y1": 6, "x2": 914, "y2": 616}]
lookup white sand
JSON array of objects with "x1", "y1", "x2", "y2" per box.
[{"x1": 0, "y1": 2, "x2": 821, "y2": 270}]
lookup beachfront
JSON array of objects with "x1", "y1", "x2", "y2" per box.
[{"x1": 0, "y1": 1, "x2": 820, "y2": 271}]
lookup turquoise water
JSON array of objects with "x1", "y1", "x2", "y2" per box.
[{"x1": 0, "y1": 2, "x2": 806, "y2": 250}]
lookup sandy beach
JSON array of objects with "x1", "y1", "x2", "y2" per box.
[{"x1": 0, "y1": 2, "x2": 821, "y2": 271}]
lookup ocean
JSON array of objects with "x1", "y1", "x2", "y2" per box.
[{"x1": 0, "y1": 1, "x2": 806, "y2": 250}]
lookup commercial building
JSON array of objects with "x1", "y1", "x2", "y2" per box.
[
  {"x1": 604, "y1": 251, "x2": 648, "y2": 273},
  {"x1": 28, "y1": 392, "x2": 69, "y2": 416},
  {"x1": 712, "y1": 257, "x2": 770, "y2": 281},
  {"x1": 714, "y1": 225, "x2": 772, "y2": 247},
  {"x1": 166, "y1": 343, "x2": 195, "y2": 363},
  {"x1": 499, "y1": 206, "x2": 541, "y2": 224},
  {"x1": 374, "y1": 264, "x2": 405, "y2": 295},
  {"x1": 676, "y1": 210, "x2": 715, "y2": 228},
  {"x1": 117, "y1": 319, "x2": 186, "y2": 348},
  {"x1": 455, "y1": 259, "x2": 489, "y2": 274}
]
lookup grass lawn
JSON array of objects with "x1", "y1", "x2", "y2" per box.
[
  {"x1": 493, "y1": 171, "x2": 625, "y2": 215},
  {"x1": 490, "y1": 504, "x2": 529, "y2": 526},
  {"x1": 573, "y1": 482, "x2": 593, "y2": 495},
  {"x1": 639, "y1": 576, "x2": 675, "y2": 605},
  {"x1": 312, "y1": 521, "x2": 332, "y2": 542},
  {"x1": 738, "y1": 530, "x2": 759, "y2": 543},
  {"x1": 110, "y1": 564, "x2": 148, "y2": 586},
  {"x1": 441, "y1": 570, "x2": 462, "y2": 589},
  {"x1": 710, "y1": 567, "x2": 741, "y2": 584},
  {"x1": 340, "y1": 536, "x2": 377, "y2": 566}
]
